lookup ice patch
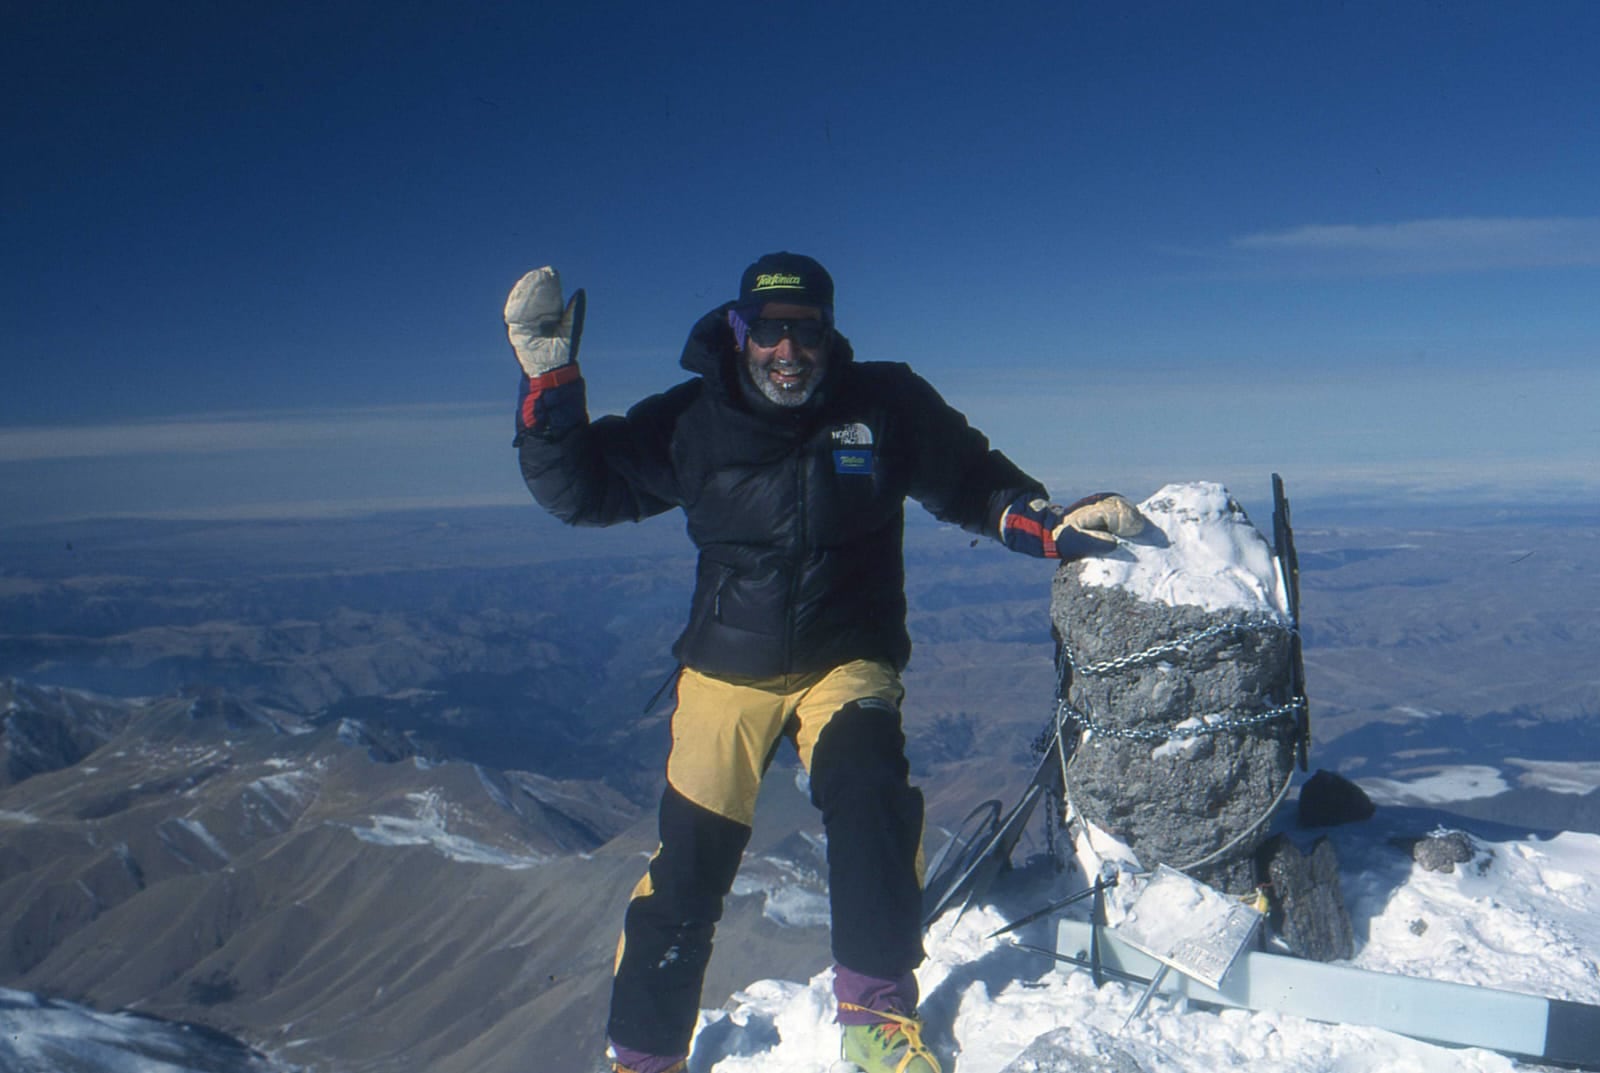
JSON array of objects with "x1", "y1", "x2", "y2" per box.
[
  {"x1": 1506, "y1": 757, "x2": 1600, "y2": 795},
  {"x1": 156, "y1": 816, "x2": 230, "y2": 867},
  {"x1": 242, "y1": 770, "x2": 317, "y2": 832},
  {"x1": 731, "y1": 856, "x2": 830, "y2": 929},
  {"x1": 175, "y1": 817, "x2": 229, "y2": 861},
  {"x1": 248, "y1": 770, "x2": 315, "y2": 804},
  {"x1": 1357, "y1": 764, "x2": 1511, "y2": 805},
  {"x1": 1393, "y1": 705, "x2": 1442, "y2": 720},
  {"x1": 1149, "y1": 717, "x2": 1209, "y2": 760}
]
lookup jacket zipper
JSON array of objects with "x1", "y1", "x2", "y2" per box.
[{"x1": 784, "y1": 446, "x2": 806, "y2": 674}]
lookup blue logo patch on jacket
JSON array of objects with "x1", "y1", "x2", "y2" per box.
[{"x1": 833, "y1": 448, "x2": 873, "y2": 475}]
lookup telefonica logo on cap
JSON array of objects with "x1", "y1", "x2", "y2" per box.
[{"x1": 754, "y1": 272, "x2": 805, "y2": 291}]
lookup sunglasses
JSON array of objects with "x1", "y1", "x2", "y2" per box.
[{"x1": 746, "y1": 317, "x2": 830, "y2": 349}]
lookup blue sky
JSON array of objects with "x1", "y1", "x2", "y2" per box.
[{"x1": 4, "y1": 1, "x2": 1597, "y2": 527}]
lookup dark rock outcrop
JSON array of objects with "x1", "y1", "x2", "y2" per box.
[
  {"x1": 1000, "y1": 1026, "x2": 1148, "y2": 1072},
  {"x1": 1255, "y1": 834, "x2": 1355, "y2": 961},
  {"x1": 1412, "y1": 829, "x2": 1477, "y2": 874}
]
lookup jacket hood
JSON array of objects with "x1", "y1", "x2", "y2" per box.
[{"x1": 678, "y1": 303, "x2": 855, "y2": 398}]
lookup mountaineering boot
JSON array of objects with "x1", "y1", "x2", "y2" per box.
[{"x1": 838, "y1": 1003, "x2": 943, "y2": 1073}]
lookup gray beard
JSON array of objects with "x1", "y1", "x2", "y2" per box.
[
  {"x1": 743, "y1": 350, "x2": 824, "y2": 409},
  {"x1": 751, "y1": 372, "x2": 821, "y2": 408}
]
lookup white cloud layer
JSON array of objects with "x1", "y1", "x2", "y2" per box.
[
  {"x1": 1231, "y1": 216, "x2": 1600, "y2": 273},
  {"x1": 2, "y1": 372, "x2": 1596, "y2": 526},
  {"x1": 0, "y1": 404, "x2": 505, "y2": 463}
]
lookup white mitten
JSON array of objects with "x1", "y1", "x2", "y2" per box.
[
  {"x1": 505, "y1": 266, "x2": 585, "y2": 377},
  {"x1": 1059, "y1": 493, "x2": 1146, "y2": 540}
]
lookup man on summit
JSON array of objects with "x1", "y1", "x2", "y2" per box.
[{"x1": 505, "y1": 253, "x2": 1144, "y2": 1073}]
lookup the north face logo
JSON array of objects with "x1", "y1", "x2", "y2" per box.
[{"x1": 830, "y1": 422, "x2": 874, "y2": 447}]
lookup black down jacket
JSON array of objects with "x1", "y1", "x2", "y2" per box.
[{"x1": 518, "y1": 305, "x2": 1044, "y2": 679}]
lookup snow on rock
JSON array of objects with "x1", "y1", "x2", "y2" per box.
[
  {"x1": 342, "y1": 790, "x2": 549, "y2": 869},
  {"x1": 242, "y1": 769, "x2": 318, "y2": 833},
  {"x1": 156, "y1": 816, "x2": 231, "y2": 868},
  {"x1": 1505, "y1": 758, "x2": 1600, "y2": 795},
  {"x1": 731, "y1": 854, "x2": 831, "y2": 929},
  {"x1": 0, "y1": 988, "x2": 294, "y2": 1073},
  {"x1": 173, "y1": 817, "x2": 230, "y2": 862},
  {"x1": 1075, "y1": 483, "x2": 1288, "y2": 615}
]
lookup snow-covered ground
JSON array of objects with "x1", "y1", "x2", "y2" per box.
[
  {"x1": 1358, "y1": 764, "x2": 1514, "y2": 805},
  {"x1": 1358, "y1": 758, "x2": 1600, "y2": 805},
  {"x1": 692, "y1": 817, "x2": 1600, "y2": 1072}
]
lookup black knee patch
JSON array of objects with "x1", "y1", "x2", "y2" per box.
[
  {"x1": 809, "y1": 698, "x2": 910, "y2": 810},
  {"x1": 809, "y1": 698, "x2": 926, "y2": 977}
]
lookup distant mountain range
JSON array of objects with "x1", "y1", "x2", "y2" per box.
[{"x1": 1, "y1": 506, "x2": 1596, "y2": 1071}]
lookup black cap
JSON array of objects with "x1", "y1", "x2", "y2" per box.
[{"x1": 737, "y1": 252, "x2": 834, "y2": 317}]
